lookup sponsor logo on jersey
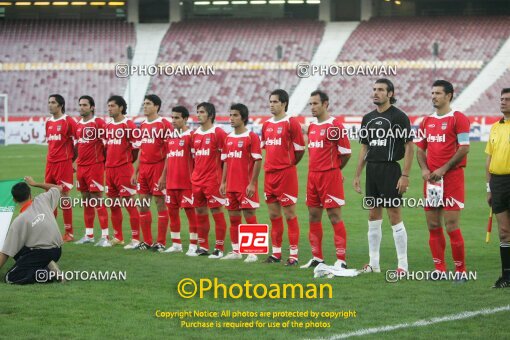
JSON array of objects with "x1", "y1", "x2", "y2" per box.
[
  {"x1": 47, "y1": 134, "x2": 62, "y2": 141},
  {"x1": 264, "y1": 138, "x2": 282, "y2": 146},
  {"x1": 375, "y1": 121, "x2": 383, "y2": 125},
  {"x1": 106, "y1": 139, "x2": 122, "y2": 145},
  {"x1": 167, "y1": 150, "x2": 184, "y2": 157},
  {"x1": 308, "y1": 140, "x2": 324, "y2": 148},
  {"x1": 227, "y1": 150, "x2": 243, "y2": 158},
  {"x1": 195, "y1": 148, "x2": 211, "y2": 156}
]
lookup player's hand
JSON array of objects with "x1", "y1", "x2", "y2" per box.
[
  {"x1": 353, "y1": 176, "x2": 362, "y2": 194},
  {"x1": 396, "y1": 176, "x2": 409, "y2": 195},
  {"x1": 157, "y1": 177, "x2": 166, "y2": 191},
  {"x1": 421, "y1": 169, "x2": 431, "y2": 181},
  {"x1": 429, "y1": 166, "x2": 447, "y2": 182},
  {"x1": 487, "y1": 192, "x2": 492, "y2": 207},
  {"x1": 130, "y1": 174, "x2": 137, "y2": 187},
  {"x1": 24, "y1": 176, "x2": 36, "y2": 186},
  {"x1": 246, "y1": 183, "x2": 256, "y2": 198},
  {"x1": 219, "y1": 183, "x2": 226, "y2": 197}
]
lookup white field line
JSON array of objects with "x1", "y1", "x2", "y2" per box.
[{"x1": 321, "y1": 305, "x2": 510, "y2": 339}]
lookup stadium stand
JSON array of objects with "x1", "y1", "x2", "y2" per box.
[
  {"x1": 467, "y1": 69, "x2": 510, "y2": 115},
  {"x1": 0, "y1": 20, "x2": 135, "y2": 115}
]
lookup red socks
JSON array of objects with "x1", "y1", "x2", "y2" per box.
[
  {"x1": 429, "y1": 228, "x2": 447, "y2": 271},
  {"x1": 168, "y1": 208, "x2": 181, "y2": 244},
  {"x1": 229, "y1": 215, "x2": 242, "y2": 248},
  {"x1": 157, "y1": 211, "x2": 169, "y2": 245},
  {"x1": 185, "y1": 208, "x2": 198, "y2": 245},
  {"x1": 448, "y1": 228, "x2": 466, "y2": 273},
  {"x1": 309, "y1": 221, "x2": 323, "y2": 260},
  {"x1": 270, "y1": 216, "x2": 284, "y2": 258},
  {"x1": 96, "y1": 205, "x2": 109, "y2": 232},
  {"x1": 197, "y1": 213, "x2": 210, "y2": 250},
  {"x1": 287, "y1": 217, "x2": 299, "y2": 260},
  {"x1": 63, "y1": 206, "x2": 73, "y2": 234},
  {"x1": 84, "y1": 206, "x2": 95, "y2": 237},
  {"x1": 333, "y1": 221, "x2": 347, "y2": 261},
  {"x1": 212, "y1": 212, "x2": 227, "y2": 251},
  {"x1": 139, "y1": 211, "x2": 153, "y2": 245},
  {"x1": 110, "y1": 206, "x2": 123, "y2": 241}
]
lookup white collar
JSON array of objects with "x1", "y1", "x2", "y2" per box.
[
  {"x1": 195, "y1": 125, "x2": 217, "y2": 135},
  {"x1": 310, "y1": 116, "x2": 335, "y2": 126},
  {"x1": 228, "y1": 130, "x2": 250, "y2": 138},
  {"x1": 431, "y1": 110, "x2": 454, "y2": 119}
]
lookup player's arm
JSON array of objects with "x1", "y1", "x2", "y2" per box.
[
  {"x1": 339, "y1": 154, "x2": 351, "y2": 170},
  {"x1": 219, "y1": 161, "x2": 228, "y2": 197},
  {"x1": 157, "y1": 159, "x2": 168, "y2": 191},
  {"x1": 396, "y1": 142, "x2": 414, "y2": 194},
  {"x1": 247, "y1": 159, "x2": 261, "y2": 199},
  {"x1": 337, "y1": 122, "x2": 351, "y2": 170},
  {"x1": 486, "y1": 154, "x2": 492, "y2": 207},
  {"x1": 353, "y1": 144, "x2": 367, "y2": 194},
  {"x1": 429, "y1": 145, "x2": 469, "y2": 182},
  {"x1": 416, "y1": 147, "x2": 430, "y2": 181},
  {"x1": 290, "y1": 118, "x2": 305, "y2": 165},
  {"x1": 131, "y1": 157, "x2": 139, "y2": 186},
  {"x1": 24, "y1": 176, "x2": 64, "y2": 192}
]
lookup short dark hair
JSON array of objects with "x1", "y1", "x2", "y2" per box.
[
  {"x1": 49, "y1": 94, "x2": 66, "y2": 113},
  {"x1": 144, "y1": 94, "x2": 162, "y2": 113},
  {"x1": 108, "y1": 95, "x2": 127, "y2": 115},
  {"x1": 172, "y1": 106, "x2": 190, "y2": 119},
  {"x1": 230, "y1": 103, "x2": 249, "y2": 125},
  {"x1": 375, "y1": 79, "x2": 396, "y2": 104},
  {"x1": 79, "y1": 95, "x2": 95, "y2": 114},
  {"x1": 501, "y1": 88, "x2": 510, "y2": 95},
  {"x1": 197, "y1": 102, "x2": 216, "y2": 123},
  {"x1": 432, "y1": 80, "x2": 454, "y2": 102},
  {"x1": 310, "y1": 90, "x2": 329, "y2": 104},
  {"x1": 12, "y1": 182, "x2": 31, "y2": 203},
  {"x1": 270, "y1": 89, "x2": 289, "y2": 112}
]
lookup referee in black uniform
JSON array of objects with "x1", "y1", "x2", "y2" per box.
[
  {"x1": 485, "y1": 88, "x2": 510, "y2": 288},
  {"x1": 353, "y1": 78, "x2": 414, "y2": 273}
]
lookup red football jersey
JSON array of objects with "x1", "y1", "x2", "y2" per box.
[
  {"x1": 221, "y1": 130, "x2": 262, "y2": 193},
  {"x1": 139, "y1": 117, "x2": 172, "y2": 164},
  {"x1": 261, "y1": 115, "x2": 305, "y2": 172},
  {"x1": 415, "y1": 110, "x2": 470, "y2": 171},
  {"x1": 308, "y1": 117, "x2": 351, "y2": 172},
  {"x1": 104, "y1": 118, "x2": 140, "y2": 168},
  {"x1": 165, "y1": 129, "x2": 194, "y2": 190},
  {"x1": 45, "y1": 114, "x2": 77, "y2": 163},
  {"x1": 191, "y1": 125, "x2": 227, "y2": 187},
  {"x1": 75, "y1": 116, "x2": 106, "y2": 166}
]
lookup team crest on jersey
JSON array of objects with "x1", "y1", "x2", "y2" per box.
[
  {"x1": 57, "y1": 125, "x2": 62, "y2": 131},
  {"x1": 441, "y1": 122, "x2": 448, "y2": 130},
  {"x1": 205, "y1": 138, "x2": 211, "y2": 144},
  {"x1": 320, "y1": 129, "x2": 326, "y2": 136},
  {"x1": 179, "y1": 140, "x2": 185, "y2": 146},
  {"x1": 277, "y1": 127, "x2": 283, "y2": 134},
  {"x1": 238, "y1": 141, "x2": 244, "y2": 147}
]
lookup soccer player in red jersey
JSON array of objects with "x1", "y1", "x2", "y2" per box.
[
  {"x1": 45, "y1": 94, "x2": 77, "y2": 242},
  {"x1": 74, "y1": 95, "x2": 110, "y2": 246},
  {"x1": 415, "y1": 80, "x2": 470, "y2": 280},
  {"x1": 191, "y1": 102, "x2": 228, "y2": 258},
  {"x1": 219, "y1": 103, "x2": 262, "y2": 262},
  {"x1": 261, "y1": 89, "x2": 305, "y2": 266},
  {"x1": 131, "y1": 95, "x2": 172, "y2": 252},
  {"x1": 103, "y1": 95, "x2": 140, "y2": 248},
  {"x1": 158, "y1": 106, "x2": 199, "y2": 256},
  {"x1": 301, "y1": 90, "x2": 351, "y2": 270}
]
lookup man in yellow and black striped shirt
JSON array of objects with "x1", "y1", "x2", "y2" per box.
[{"x1": 485, "y1": 87, "x2": 510, "y2": 288}]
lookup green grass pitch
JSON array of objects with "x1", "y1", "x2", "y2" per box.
[{"x1": 0, "y1": 142, "x2": 508, "y2": 339}]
